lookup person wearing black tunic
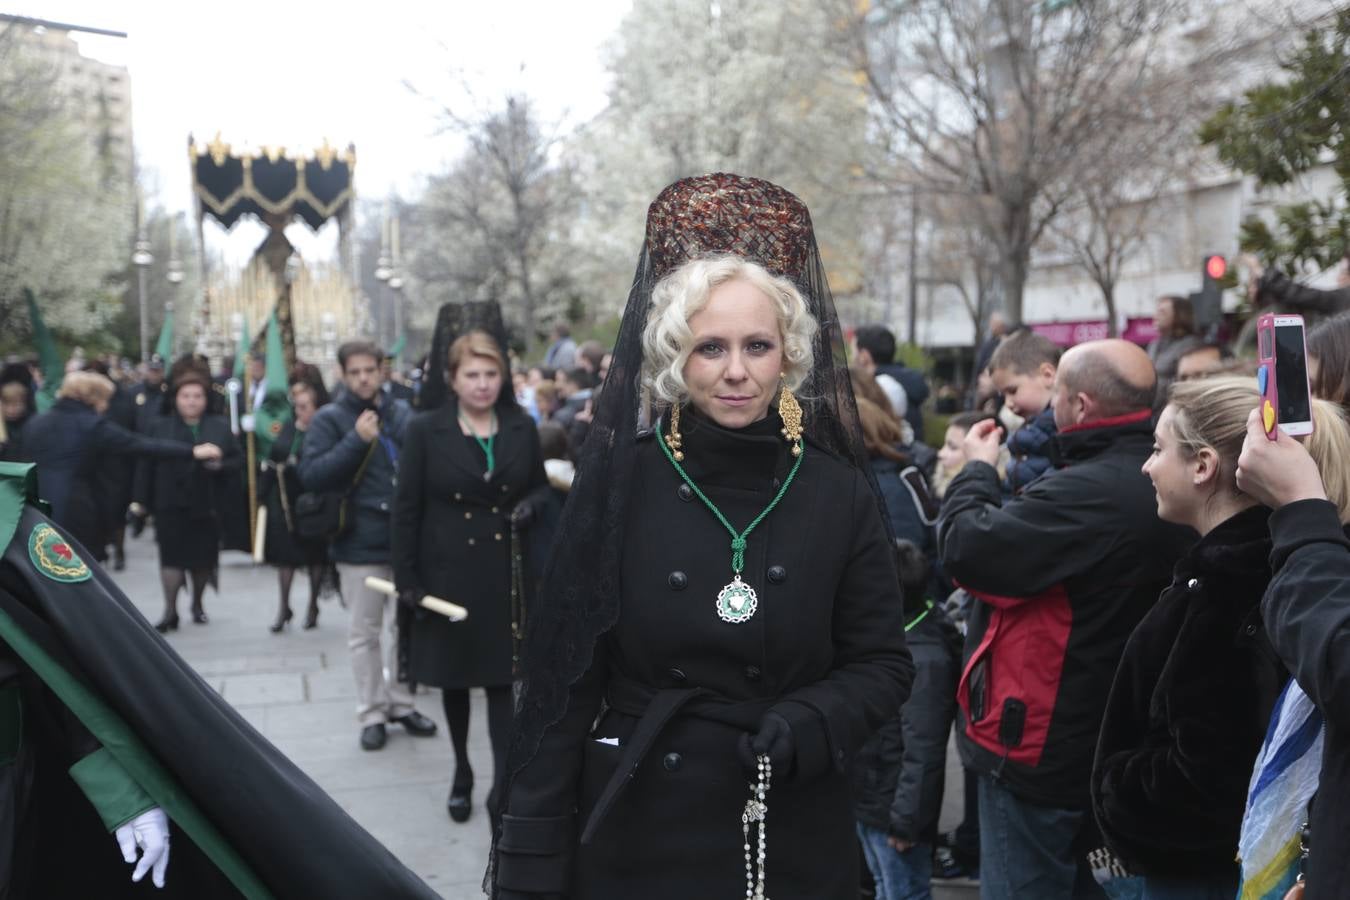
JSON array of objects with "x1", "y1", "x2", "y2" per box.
[
  {"x1": 260, "y1": 380, "x2": 336, "y2": 632},
  {"x1": 132, "y1": 370, "x2": 241, "y2": 632},
  {"x1": 394, "y1": 329, "x2": 550, "y2": 827}
]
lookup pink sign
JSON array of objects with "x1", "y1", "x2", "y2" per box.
[{"x1": 1029, "y1": 317, "x2": 1158, "y2": 348}]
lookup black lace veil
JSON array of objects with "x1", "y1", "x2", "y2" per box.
[
  {"x1": 491, "y1": 173, "x2": 882, "y2": 891},
  {"x1": 417, "y1": 300, "x2": 517, "y2": 412}
]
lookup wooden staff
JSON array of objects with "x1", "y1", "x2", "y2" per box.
[{"x1": 362, "y1": 576, "x2": 468, "y2": 622}]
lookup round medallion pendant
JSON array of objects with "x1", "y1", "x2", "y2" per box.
[{"x1": 716, "y1": 577, "x2": 758, "y2": 624}]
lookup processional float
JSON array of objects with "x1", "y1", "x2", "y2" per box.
[{"x1": 187, "y1": 134, "x2": 369, "y2": 548}]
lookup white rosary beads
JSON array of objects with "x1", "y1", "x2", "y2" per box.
[{"x1": 742, "y1": 754, "x2": 771, "y2": 899}]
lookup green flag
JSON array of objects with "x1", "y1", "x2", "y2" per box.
[
  {"x1": 251, "y1": 314, "x2": 292, "y2": 460},
  {"x1": 154, "y1": 308, "x2": 174, "y2": 361},
  {"x1": 388, "y1": 334, "x2": 406, "y2": 363},
  {"x1": 231, "y1": 314, "x2": 250, "y2": 382},
  {"x1": 24, "y1": 290, "x2": 62, "y2": 413}
]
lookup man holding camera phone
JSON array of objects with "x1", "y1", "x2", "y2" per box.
[{"x1": 299, "y1": 341, "x2": 437, "y2": 751}]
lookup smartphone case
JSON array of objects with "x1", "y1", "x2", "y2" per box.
[{"x1": 1256, "y1": 313, "x2": 1279, "y2": 441}]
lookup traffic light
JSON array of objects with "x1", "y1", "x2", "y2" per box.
[{"x1": 1190, "y1": 254, "x2": 1227, "y2": 336}]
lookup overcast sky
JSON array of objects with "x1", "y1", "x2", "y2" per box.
[{"x1": 13, "y1": 0, "x2": 629, "y2": 259}]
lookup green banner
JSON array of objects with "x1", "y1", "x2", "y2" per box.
[
  {"x1": 251, "y1": 314, "x2": 292, "y2": 460},
  {"x1": 153, "y1": 308, "x2": 174, "y2": 361},
  {"x1": 24, "y1": 290, "x2": 62, "y2": 412}
]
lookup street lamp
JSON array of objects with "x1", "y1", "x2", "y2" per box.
[{"x1": 132, "y1": 227, "x2": 154, "y2": 364}]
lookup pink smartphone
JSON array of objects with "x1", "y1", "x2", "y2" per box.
[{"x1": 1256, "y1": 313, "x2": 1314, "y2": 440}]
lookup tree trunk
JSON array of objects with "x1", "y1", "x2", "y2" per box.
[
  {"x1": 998, "y1": 252, "x2": 1027, "y2": 326},
  {"x1": 1103, "y1": 284, "x2": 1119, "y2": 337}
]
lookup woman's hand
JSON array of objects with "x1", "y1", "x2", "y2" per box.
[
  {"x1": 192, "y1": 443, "x2": 222, "y2": 462},
  {"x1": 1235, "y1": 408, "x2": 1328, "y2": 509},
  {"x1": 737, "y1": 711, "x2": 795, "y2": 778}
]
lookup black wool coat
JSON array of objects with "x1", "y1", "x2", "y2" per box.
[
  {"x1": 392, "y1": 400, "x2": 548, "y2": 689},
  {"x1": 1092, "y1": 505, "x2": 1288, "y2": 878},
  {"x1": 133, "y1": 415, "x2": 241, "y2": 570},
  {"x1": 496, "y1": 412, "x2": 915, "y2": 900}
]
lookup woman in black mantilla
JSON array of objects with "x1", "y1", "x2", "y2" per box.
[
  {"x1": 492, "y1": 174, "x2": 915, "y2": 900},
  {"x1": 394, "y1": 325, "x2": 550, "y2": 828},
  {"x1": 260, "y1": 377, "x2": 338, "y2": 632},
  {"x1": 132, "y1": 362, "x2": 241, "y2": 632}
]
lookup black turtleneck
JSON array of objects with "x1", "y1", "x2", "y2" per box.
[{"x1": 671, "y1": 406, "x2": 795, "y2": 494}]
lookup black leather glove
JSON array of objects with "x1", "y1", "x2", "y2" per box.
[
  {"x1": 396, "y1": 587, "x2": 422, "y2": 611},
  {"x1": 737, "y1": 711, "x2": 795, "y2": 779},
  {"x1": 509, "y1": 499, "x2": 536, "y2": 530}
]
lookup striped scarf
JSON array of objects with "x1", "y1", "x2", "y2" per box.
[{"x1": 1239, "y1": 681, "x2": 1324, "y2": 899}]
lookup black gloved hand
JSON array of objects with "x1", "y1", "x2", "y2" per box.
[
  {"x1": 509, "y1": 500, "x2": 535, "y2": 530},
  {"x1": 737, "y1": 711, "x2": 795, "y2": 779},
  {"x1": 396, "y1": 587, "x2": 422, "y2": 611}
]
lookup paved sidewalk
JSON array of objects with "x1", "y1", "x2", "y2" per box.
[{"x1": 112, "y1": 534, "x2": 494, "y2": 899}]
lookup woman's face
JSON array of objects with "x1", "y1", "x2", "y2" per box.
[
  {"x1": 0, "y1": 383, "x2": 28, "y2": 423},
  {"x1": 176, "y1": 384, "x2": 207, "y2": 421},
  {"x1": 682, "y1": 278, "x2": 784, "y2": 429},
  {"x1": 1154, "y1": 298, "x2": 1174, "y2": 333},
  {"x1": 291, "y1": 387, "x2": 317, "y2": 430},
  {"x1": 452, "y1": 356, "x2": 502, "y2": 415},
  {"x1": 938, "y1": 425, "x2": 968, "y2": 474},
  {"x1": 1142, "y1": 405, "x2": 1200, "y2": 527}
]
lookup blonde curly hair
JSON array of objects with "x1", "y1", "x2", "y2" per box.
[{"x1": 641, "y1": 255, "x2": 817, "y2": 405}]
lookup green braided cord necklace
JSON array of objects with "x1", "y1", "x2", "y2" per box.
[
  {"x1": 459, "y1": 408, "x2": 497, "y2": 479},
  {"x1": 656, "y1": 419, "x2": 804, "y2": 624}
]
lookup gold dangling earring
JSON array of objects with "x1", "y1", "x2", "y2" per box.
[
  {"x1": 778, "y1": 374, "x2": 804, "y2": 457},
  {"x1": 665, "y1": 401, "x2": 685, "y2": 461}
]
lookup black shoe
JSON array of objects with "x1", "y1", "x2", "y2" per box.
[
  {"x1": 448, "y1": 783, "x2": 473, "y2": 823},
  {"x1": 113, "y1": 549, "x2": 126, "y2": 571},
  {"x1": 393, "y1": 711, "x2": 438, "y2": 737},
  {"x1": 933, "y1": 844, "x2": 977, "y2": 880},
  {"x1": 360, "y1": 723, "x2": 387, "y2": 751},
  {"x1": 191, "y1": 610, "x2": 209, "y2": 625},
  {"x1": 269, "y1": 608, "x2": 293, "y2": 633},
  {"x1": 303, "y1": 605, "x2": 319, "y2": 629},
  {"x1": 154, "y1": 615, "x2": 179, "y2": 633}
]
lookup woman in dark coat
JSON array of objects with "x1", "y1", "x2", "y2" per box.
[
  {"x1": 1092, "y1": 376, "x2": 1307, "y2": 898},
  {"x1": 132, "y1": 369, "x2": 241, "y2": 632},
  {"x1": 261, "y1": 379, "x2": 336, "y2": 632},
  {"x1": 394, "y1": 330, "x2": 549, "y2": 826},
  {"x1": 22, "y1": 371, "x2": 218, "y2": 560},
  {"x1": 0, "y1": 362, "x2": 37, "y2": 461},
  {"x1": 493, "y1": 174, "x2": 914, "y2": 900}
]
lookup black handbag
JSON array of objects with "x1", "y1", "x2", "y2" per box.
[{"x1": 295, "y1": 440, "x2": 378, "y2": 541}]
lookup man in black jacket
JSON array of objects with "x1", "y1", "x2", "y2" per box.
[
  {"x1": 1236, "y1": 410, "x2": 1350, "y2": 899},
  {"x1": 298, "y1": 341, "x2": 437, "y2": 752},
  {"x1": 938, "y1": 339, "x2": 1190, "y2": 899}
]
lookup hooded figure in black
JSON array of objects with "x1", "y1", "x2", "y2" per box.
[
  {"x1": 0, "y1": 364, "x2": 36, "y2": 462},
  {"x1": 491, "y1": 174, "x2": 914, "y2": 900},
  {"x1": 0, "y1": 461, "x2": 441, "y2": 899}
]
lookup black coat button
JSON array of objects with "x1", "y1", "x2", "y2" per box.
[
  {"x1": 668, "y1": 668, "x2": 687, "y2": 684},
  {"x1": 668, "y1": 571, "x2": 688, "y2": 590},
  {"x1": 1245, "y1": 623, "x2": 1258, "y2": 637},
  {"x1": 663, "y1": 752, "x2": 682, "y2": 771},
  {"x1": 744, "y1": 665, "x2": 762, "y2": 682},
  {"x1": 1186, "y1": 578, "x2": 1202, "y2": 593},
  {"x1": 677, "y1": 484, "x2": 694, "y2": 502},
  {"x1": 767, "y1": 566, "x2": 786, "y2": 584}
]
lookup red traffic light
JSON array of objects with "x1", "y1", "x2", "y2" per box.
[{"x1": 1205, "y1": 255, "x2": 1227, "y2": 280}]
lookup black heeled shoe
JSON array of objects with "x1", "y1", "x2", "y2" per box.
[
  {"x1": 303, "y1": 605, "x2": 319, "y2": 630},
  {"x1": 191, "y1": 610, "x2": 209, "y2": 625},
  {"x1": 447, "y1": 778, "x2": 473, "y2": 823},
  {"x1": 154, "y1": 615, "x2": 179, "y2": 633},
  {"x1": 269, "y1": 608, "x2": 293, "y2": 633}
]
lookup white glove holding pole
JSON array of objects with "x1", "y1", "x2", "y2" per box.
[{"x1": 115, "y1": 806, "x2": 170, "y2": 888}]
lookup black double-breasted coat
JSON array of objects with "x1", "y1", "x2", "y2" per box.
[
  {"x1": 392, "y1": 400, "x2": 549, "y2": 689},
  {"x1": 496, "y1": 412, "x2": 915, "y2": 900}
]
